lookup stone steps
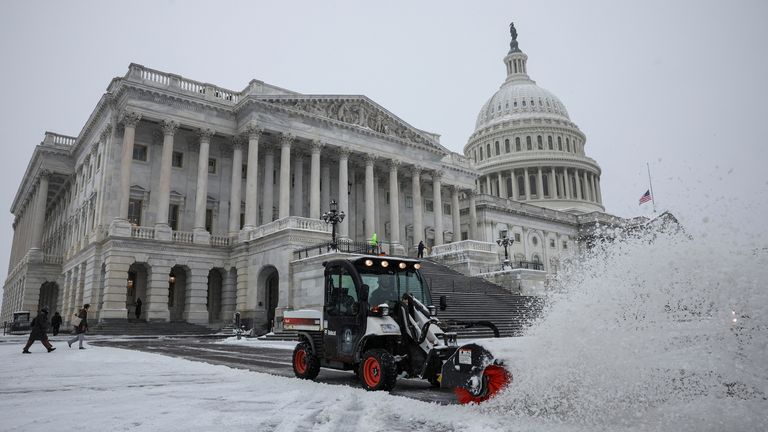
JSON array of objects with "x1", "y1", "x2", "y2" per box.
[{"x1": 88, "y1": 320, "x2": 218, "y2": 336}]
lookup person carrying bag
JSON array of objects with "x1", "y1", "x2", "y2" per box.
[{"x1": 67, "y1": 304, "x2": 90, "y2": 350}]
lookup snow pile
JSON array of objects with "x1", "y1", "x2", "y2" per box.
[{"x1": 481, "y1": 226, "x2": 768, "y2": 431}]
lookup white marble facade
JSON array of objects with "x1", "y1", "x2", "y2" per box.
[{"x1": 2, "y1": 29, "x2": 622, "y2": 329}]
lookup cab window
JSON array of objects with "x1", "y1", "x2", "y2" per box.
[{"x1": 325, "y1": 265, "x2": 358, "y2": 316}]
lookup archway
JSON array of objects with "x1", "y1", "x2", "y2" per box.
[
  {"x1": 207, "y1": 268, "x2": 224, "y2": 323},
  {"x1": 37, "y1": 282, "x2": 59, "y2": 314},
  {"x1": 126, "y1": 263, "x2": 149, "y2": 321},
  {"x1": 168, "y1": 265, "x2": 189, "y2": 322},
  {"x1": 256, "y1": 266, "x2": 280, "y2": 331}
]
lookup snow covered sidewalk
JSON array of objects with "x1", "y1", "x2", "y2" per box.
[{"x1": 0, "y1": 340, "x2": 531, "y2": 432}]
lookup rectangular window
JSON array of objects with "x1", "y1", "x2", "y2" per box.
[
  {"x1": 208, "y1": 158, "x2": 217, "y2": 174},
  {"x1": 562, "y1": 241, "x2": 568, "y2": 250},
  {"x1": 386, "y1": 192, "x2": 390, "y2": 204},
  {"x1": 133, "y1": 145, "x2": 147, "y2": 162},
  {"x1": 97, "y1": 154, "x2": 101, "y2": 169},
  {"x1": 168, "y1": 204, "x2": 179, "y2": 230},
  {"x1": 128, "y1": 199, "x2": 142, "y2": 226},
  {"x1": 425, "y1": 199, "x2": 434, "y2": 212},
  {"x1": 205, "y1": 209, "x2": 213, "y2": 232},
  {"x1": 444, "y1": 203, "x2": 451, "y2": 215},
  {"x1": 550, "y1": 239, "x2": 555, "y2": 248},
  {"x1": 461, "y1": 231, "x2": 468, "y2": 240},
  {"x1": 499, "y1": 229, "x2": 508, "y2": 239},
  {"x1": 405, "y1": 196, "x2": 413, "y2": 208},
  {"x1": 242, "y1": 164, "x2": 248, "y2": 180},
  {"x1": 240, "y1": 213, "x2": 245, "y2": 230},
  {"x1": 514, "y1": 233, "x2": 521, "y2": 242},
  {"x1": 172, "y1": 151, "x2": 184, "y2": 168}
]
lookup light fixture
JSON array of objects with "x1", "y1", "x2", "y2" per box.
[
  {"x1": 169, "y1": 274, "x2": 176, "y2": 284},
  {"x1": 364, "y1": 259, "x2": 373, "y2": 267},
  {"x1": 127, "y1": 279, "x2": 134, "y2": 288},
  {"x1": 381, "y1": 260, "x2": 389, "y2": 268},
  {"x1": 398, "y1": 262, "x2": 407, "y2": 269},
  {"x1": 414, "y1": 263, "x2": 421, "y2": 270}
]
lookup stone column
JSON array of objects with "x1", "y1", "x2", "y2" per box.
[
  {"x1": 31, "y1": 173, "x2": 49, "y2": 250},
  {"x1": 228, "y1": 137, "x2": 244, "y2": 233},
  {"x1": 278, "y1": 133, "x2": 293, "y2": 219},
  {"x1": 221, "y1": 268, "x2": 237, "y2": 323},
  {"x1": 309, "y1": 141, "x2": 322, "y2": 218},
  {"x1": 411, "y1": 166, "x2": 423, "y2": 247},
  {"x1": 99, "y1": 254, "x2": 131, "y2": 321},
  {"x1": 338, "y1": 148, "x2": 350, "y2": 239},
  {"x1": 146, "y1": 263, "x2": 171, "y2": 321},
  {"x1": 364, "y1": 155, "x2": 376, "y2": 240},
  {"x1": 485, "y1": 176, "x2": 492, "y2": 196},
  {"x1": 565, "y1": 169, "x2": 572, "y2": 199},
  {"x1": 433, "y1": 171, "x2": 444, "y2": 246},
  {"x1": 451, "y1": 186, "x2": 461, "y2": 242},
  {"x1": 468, "y1": 189, "x2": 478, "y2": 240},
  {"x1": 550, "y1": 167, "x2": 557, "y2": 199},
  {"x1": 244, "y1": 124, "x2": 262, "y2": 229},
  {"x1": 537, "y1": 167, "x2": 544, "y2": 198},
  {"x1": 582, "y1": 171, "x2": 591, "y2": 201},
  {"x1": 388, "y1": 160, "x2": 402, "y2": 253},
  {"x1": 523, "y1": 168, "x2": 531, "y2": 199},
  {"x1": 262, "y1": 147, "x2": 275, "y2": 224},
  {"x1": 184, "y1": 263, "x2": 210, "y2": 324},
  {"x1": 498, "y1": 172, "x2": 507, "y2": 199},
  {"x1": 511, "y1": 170, "x2": 519, "y2": 200},
  {"x1": 293, "y1": 154, "x2": 304, "y2": 217},
  {"x1": 595, "y1": 176, "x2": 603, "y2": 204},
  {"x1": 193, "y1": 129, "x2": 214, "y2": 243},
  {"x1": 154, "y1": 120, "x2": 178, "y2": 240},
  {"x1": 320, "y1": 161, "x2": 330, "y2": 215},
  {"x1": 574, "y1": 169, "x2": 583, "y2": 200},
  {"x1": 117, "y1": 111, "x2": 141, "y2": 221}
]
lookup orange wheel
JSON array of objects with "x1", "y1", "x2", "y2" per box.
[
  {"x1": 294, "y1": 348, "x2": 307, "y2": 374},
  {"x1": 292, "y1": 341, "x2": 320, "y2": 379},
  {"x1": 363, "y1": 357, "x2": 381, "y2": 387},
  {"x1": 454, "y1": 365, "x2": 512, "y2": 404},
  {"x1": 359, "y1": 349, "x2": 397, "y2": 391}
]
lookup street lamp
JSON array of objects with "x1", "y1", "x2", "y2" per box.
[
  {"x1": 321, "y1": 199, "x2": 345, "y2": 251},
  {"x1": 496, "y1": 235, "x2": 514, "y2": 270}
]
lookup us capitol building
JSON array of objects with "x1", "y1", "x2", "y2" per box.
[{"x1": 1, "y1": 25, "x2": 624, "y2": 330}]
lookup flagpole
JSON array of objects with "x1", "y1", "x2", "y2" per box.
[{"x1": 646, "y1": 162, "x2": 656, "y2": 213}]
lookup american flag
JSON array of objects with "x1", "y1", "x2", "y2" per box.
[{"x1": 639, "y1": 190, "x2": 652, "y2": 205}]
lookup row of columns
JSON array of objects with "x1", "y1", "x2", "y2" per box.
[
  {"x1": 480, "y1": 166, "x2": 602, "y2": 204},
  {"x1": 114, "y1": 114, "x2": 477, "y2": 248}
]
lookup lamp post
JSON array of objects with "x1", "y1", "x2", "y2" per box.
[
  {"x1": 496, "y1": 235, "x2": 514, "y2": 270},
  {"x1": 321, "y1": 199, "x2": 345, "y2": 251}
]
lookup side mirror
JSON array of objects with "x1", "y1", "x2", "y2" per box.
[
  {"x1": 359, "y1": 284, "x2": 369, "y2": 303},
  {"x1": 439, "y1": 295, "x2": 447, "y2": 311}
]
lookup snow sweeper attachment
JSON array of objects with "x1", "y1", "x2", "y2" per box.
[{"x1": 286, "y1": 255, "x2": 512, "y2": 404}]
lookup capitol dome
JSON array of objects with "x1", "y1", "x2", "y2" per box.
[{"x1": 465, "y1": 24, "x2": 604, "y2": 214}]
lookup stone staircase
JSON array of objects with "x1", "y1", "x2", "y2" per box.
[
  {"x1": 89, "y1": 319, "x2": 219, "y2": 336},
  {"x1": 420, "y1": 260, "x2": 544, "y2": 339}
]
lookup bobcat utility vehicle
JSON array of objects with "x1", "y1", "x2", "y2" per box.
[{"x1": 284, "y1": 255, "x2": 510, "y2": 404}]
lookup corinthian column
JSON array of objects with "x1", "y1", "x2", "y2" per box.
[
  {"x1": 451, "y1": 185, "x2": 461, "y2": 242},
  {"x1": 411, "y1": 166, "x2": 423, "y2": 247},
  {"x1": 337, "y1": 147, "x2": 350, "y2": 239},
  {"x1": 433, "y1": 171, "x2": 444, "y2": 246},
  {"x1": 229, "y1": 136, "x2": 245, "y2": 233},
  {"x1": 244, "y1": 124, "x2": 262, "y2": 229},
  {"x1": 155, "y1": 120, "x2": 178, "y2": 237},
  {"x1": 388, "y1": 159, "x2": 401, "y2": 252},
  {"x1": 117, "y1": 111, "x2": 141, "y2": 220},
  {"x1": 364, "y1": 155, "x2": 376, "y2": 240},
  {"x1": 575, "y1": 169, "x2": 583, "y2": 200},
  {"x1": 293, "y1": 154, "x2": 304, "y2": 217},
  {"x1": 309, "y1": 141, "x2": 322, "y2": 218},
  {"x1": 278, "y1": 133, "x2": 293, "y2": 219},
  {"x1": 468, "y1": 189, "x2": 478, "y2": 240},
  {"x1": 31, "y1": 172, "x2": 49, "y2": 250},
  {"x1": 262, "y1": 146, "x2": 275, "y2": 224},
  {"x1": 193, "y1": 128, "x2": 214, "y2": 242}
]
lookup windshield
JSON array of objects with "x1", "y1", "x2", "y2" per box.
[{"x1": 360, "y1": 268, "x2": 431, "y2": 308}]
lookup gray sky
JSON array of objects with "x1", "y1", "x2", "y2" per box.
[{"x1": 1, "y1": 0, "x2": 767, "y2": 281}]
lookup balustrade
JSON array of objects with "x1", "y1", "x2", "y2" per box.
[{"x1": 430, "y1": 240, "x2": 495, "y2": 256}]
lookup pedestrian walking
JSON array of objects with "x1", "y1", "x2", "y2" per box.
[
  {"x1": 417, "y1": 240, "x2": 425, "y2": 258},
  {"x1": 51, "y1": 311, "x2": 62, "y2": 336},
  {"x1": 22, "y1": 308, "x2": 56, "y2": 353},
  {"x1": 67, "y1": 304, "x2": 90, "y2": 350},
  {"x1": 135, "y1": 298, "x2": 142, "y2": 319}
]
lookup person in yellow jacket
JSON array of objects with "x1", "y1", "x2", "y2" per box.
[{"x1": 370, "y1": 232, "x2": 378, "y2": 254}]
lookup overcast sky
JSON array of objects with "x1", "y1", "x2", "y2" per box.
[{"x1": 1, "y1": 0, "x2": 767, "y2": 282}]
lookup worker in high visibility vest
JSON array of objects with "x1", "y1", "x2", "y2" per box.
[{"x1": 370, "y1": 232, "x2": 378, "y2": 254}]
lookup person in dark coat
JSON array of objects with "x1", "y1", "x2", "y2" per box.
[
  {"x1": 135, "y1": 298, "x2": 142, "y2": 319},
  {"x1": 50, "y1": 311, "x2": 62, "y2": 336},
  {"x1": 22, "y1": 308, "x2": 56, "y2": 353},
  {"x1": 417, "y1": 240, "x2": 425, "y2": 258},
  {"x1": 67, "y1": 304, "x2": 90, "y2": 350}
]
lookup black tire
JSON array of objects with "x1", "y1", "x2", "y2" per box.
[
  {"x1": 292, "y1": 341, "x2": 320, "y2": 380},
  {"x1": 359, "y1": 349, "x2": 398, "y2": 391}
]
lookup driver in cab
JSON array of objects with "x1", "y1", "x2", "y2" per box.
[{"x1": 368, "y1": 277, "x2": 398, "y2": 308}]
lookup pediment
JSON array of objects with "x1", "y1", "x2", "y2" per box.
[{"x1": 259, "y1": 96, "x2": 446, "y2": 153}]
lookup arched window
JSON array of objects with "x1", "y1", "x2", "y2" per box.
[
  {"x1": 505, "y1": 139, "x2": 510, "y2": 153},
  {"x1": 473, "y1": 149, "x2": 477, "y2": 163},
  {"x1": 515, "y1": 137, "x2": 521, "y2": 151},
  {"x1": 537, "y1": 135, "x2": 543, "y2": 150},
  {"x1": 486, "y1": 143, "x2": 491, "y2": 157},
  {"x1": 495, "y1": 141, "x2": 500, "y2": 156},
  {"x1": 558, "y1": 136, "x2": 562, "y2": 151},
  {"x1": 517, "y1": 175, "x2": 525, "y2": 197},
  {"x1": 548, "y1": 136, "x2": 553, "y2": 150},
  {"x1": 529, "y1": 175, "x2": 537, "y2": 196},
  {"x1": 542, "y1": 174, "x2": 549, "y2": 196},
  {"x1": 566, "y1": 138, "x2": 571, "y2": 153},
  {"x1": 532, "y1": 254, "x2": 541, "y2": 264},
  {"x1": 513, "y1": 100, "x2": 518, "y2": 108},
  {"x1": 526, "y1": 136, "x2": 532, "y2": 150},
  {"x1": 479, "y1": 146, "x2": 484, "y2": 160}
]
